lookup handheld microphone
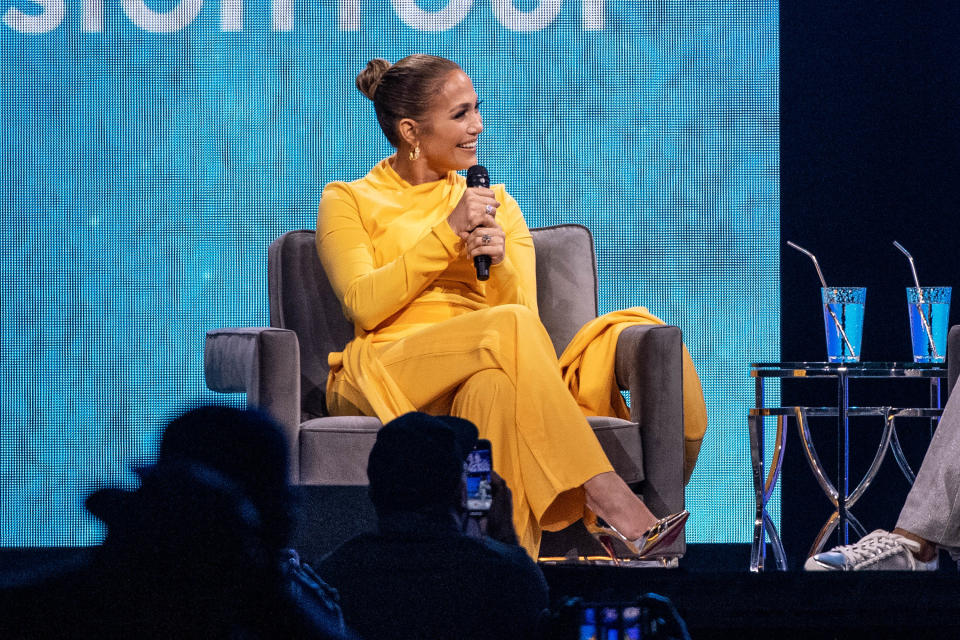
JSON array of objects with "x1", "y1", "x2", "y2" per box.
[{"x1": 466, "y1": 164, "x2": 491, "y2": 281}]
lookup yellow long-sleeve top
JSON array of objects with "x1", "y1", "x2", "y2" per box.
[
  {"x1": 317, "y1": 157, "x2": 537, "y2": 347},
  {"x1": 316, "y1": 157, "x2": 542, "y2": 419}
]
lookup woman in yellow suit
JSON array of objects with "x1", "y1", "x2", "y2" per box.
[{"x1": 317, "y1": 54, "x2": 689, "y2": 559}]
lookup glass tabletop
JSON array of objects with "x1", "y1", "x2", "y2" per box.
[{"x1": 750, "y1": 361, "x2": 948, "y2": 378}]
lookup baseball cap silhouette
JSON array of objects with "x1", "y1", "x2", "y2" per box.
[{"x1": 87, "y1": 406, "x2": 292, "y2": 549}]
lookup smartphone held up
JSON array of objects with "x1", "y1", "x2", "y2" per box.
[{"x1": 465, "y1": 439, "x2": 493, "y2": 515}]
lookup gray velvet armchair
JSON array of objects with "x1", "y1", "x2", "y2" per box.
[{"x1": 204, "y1": 223, "x2": 686, "y2": 560}]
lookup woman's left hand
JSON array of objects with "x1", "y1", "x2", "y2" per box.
[{"x1": 463, "y1": 220, "x2": 506, "y2": 267}]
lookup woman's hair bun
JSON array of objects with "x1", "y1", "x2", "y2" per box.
[{"x1": 356, "y1": 58, "x2": 392, "y2": 101}]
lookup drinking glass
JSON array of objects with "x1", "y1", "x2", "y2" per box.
[
  {"x1": 906, "y1": 286, "x2": 951, "y2": 363},
  {"x1": 821, "y1": 287, "x2": 866, "y2": 363}
]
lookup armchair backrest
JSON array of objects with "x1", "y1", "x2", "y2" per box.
[
  {"x1": 268, "y1": 224, "x2": 599, "y2": 418},
  {"x1": 531, "y1": 224, "x2": 600, "y2": 356},
  {"x1": 268, "y1": 231, "x2": 352, "y2": 419}
]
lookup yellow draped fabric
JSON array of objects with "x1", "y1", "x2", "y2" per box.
[
  {"x1": 558, "y1": 308, "x2": 708, "y2": 483},
  {"x1": 317, "y1": 158, "x2": 614, "y2": 557}
]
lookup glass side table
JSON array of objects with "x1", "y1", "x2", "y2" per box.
[{"x1": 748, "y1": 361, "x2": 946, "y2": 572}]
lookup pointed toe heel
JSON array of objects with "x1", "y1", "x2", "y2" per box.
[
  {"x1": 585, "y1": 510, "x2": 689, "y2": 563},
  {"x1": 635, "y1": 510, "x2": 689, "y2": 557}
]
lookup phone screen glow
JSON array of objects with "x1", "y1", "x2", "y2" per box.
[{"x1": 465, "y1": 447, "x2": 492, "y2": 512}]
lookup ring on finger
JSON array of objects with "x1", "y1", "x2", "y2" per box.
[
  {"x1": 482, "y1": 234, "x2": 491, "y2": 245},
  {"x1": 485, "y1": 204, "x2": 495, "y2": 215}
]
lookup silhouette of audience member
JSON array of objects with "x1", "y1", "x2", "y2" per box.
[
  {"x1": 4, "y1": 406, "x2": 354, "y2": 640},
  {"x1": 317, "y1": 412, "x2": 550, "y2": 640}
]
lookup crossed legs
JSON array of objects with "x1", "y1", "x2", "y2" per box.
[{"x1": 330, "y1": 304, "x2": 661, "y2": 556}]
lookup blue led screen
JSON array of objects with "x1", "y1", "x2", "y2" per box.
[{"x1": 1, "y1": 0, "x2": 779, "y2": 545}]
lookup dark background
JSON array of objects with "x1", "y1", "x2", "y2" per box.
[{"x1": 780, "y1": 1, "x2": 960, "y2": 568}]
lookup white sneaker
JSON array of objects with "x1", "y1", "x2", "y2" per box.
[{"x1": 804, "y1": 529, "x2": 939, "y2": 571}]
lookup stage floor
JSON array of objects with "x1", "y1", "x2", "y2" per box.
[
  {"x1": 542, "y1": 556, "x2": 960, "y2": 639},
  {"x1": 2, "y1": 543, "x2": 959, "y2": 638}
]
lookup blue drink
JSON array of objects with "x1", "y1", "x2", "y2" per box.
[
  {"x1": 906, "y1": 286, "x2": 951, "y2": 363},
  {"x1": 821, "y1": 287, "x2": 866, "y2": 363}
]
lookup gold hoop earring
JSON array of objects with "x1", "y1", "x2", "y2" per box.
[{"x1": 409, "y1": 144, "x2": 420, "y2": 161}]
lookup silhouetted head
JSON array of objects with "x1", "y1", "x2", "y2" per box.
[
  {"x1": 83, "y1": 459, "x2": 269, "y2": 638},
  {"x1": 158, "y1": 405, "x2": 293, "y2": 548},
  {"x1": 88, "y1": 406, "x2": 293, "y2": 552},
  {"x1": 366, "y1": 412, "x2": 478, "y2": 518}
]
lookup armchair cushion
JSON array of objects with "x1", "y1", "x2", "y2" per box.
[
  {"x1": 295, "y1": 415, "x2": 643, "y2": 487},
  {"x1": 300, "y1": 416, "x2": 383, "y2": 485}
]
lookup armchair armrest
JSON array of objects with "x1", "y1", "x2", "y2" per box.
[
  {"x1": 204, "y1": 327, "x2": 302, "y2": 482},
  {"x1": 614, "y1": 323, "x2": 685, "y2": 552},
  {"x1": 948, "y1": 325, "x2": 960, "y2": 399}
]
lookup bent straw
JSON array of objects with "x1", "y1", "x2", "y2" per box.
[
  {"x1": 786, "y1": 241, "x2": 857, "y2": 358},
  {"x1": 893, "y1": 241, "x2": 939, "y2": 360}
]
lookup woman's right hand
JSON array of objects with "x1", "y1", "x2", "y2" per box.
[{"x1": 447, "y1": 187, "x2": 500, "y2": 239}]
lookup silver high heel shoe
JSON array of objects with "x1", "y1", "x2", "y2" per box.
[{"x1": 585, "y1": 510, "x2": 689, "y2": 564}]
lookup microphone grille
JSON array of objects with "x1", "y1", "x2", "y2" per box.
[{"x1": 466, "y1": 164, "x2": 490, "y2": 188}]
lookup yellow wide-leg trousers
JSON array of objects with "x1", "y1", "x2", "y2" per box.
[{"x1": 327, "y1": 304, "x2": 614, "y2": 557}]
